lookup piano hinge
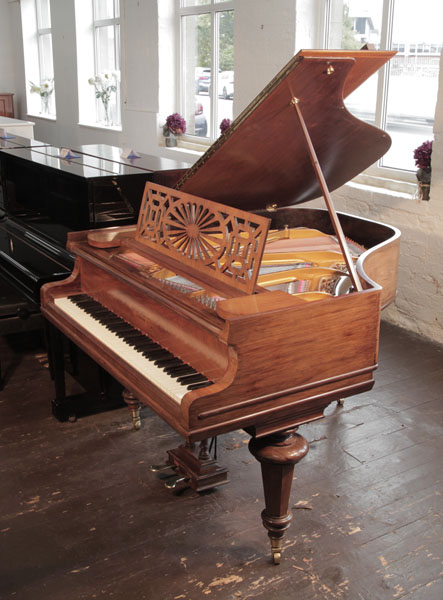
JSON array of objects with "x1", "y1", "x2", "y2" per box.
[{"x1": 266, "y1": 203, "x2": 278, "y2": 212}]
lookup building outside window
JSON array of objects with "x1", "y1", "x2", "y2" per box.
[
  {"x1": 178, "y1": 0, "x2": 234, "y2": 141},
  {"x1": 324, "y1": 0, "x2": 442, "y2": 178},
  {"x1": 90, "y1": 0, "x2": 121, "y2": 126},
  {"x1": 21, "y1": 0, "x2": 56, "y2": 117}
]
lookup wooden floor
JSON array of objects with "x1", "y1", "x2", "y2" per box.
[{"x1": 1, "y1": 322, "x2": 443, "y2": 600}]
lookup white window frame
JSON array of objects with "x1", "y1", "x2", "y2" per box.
[
  {"x1": 177, "y1": 0, "x2": 234, "y2": 144},
  {"x1": 321, "y1": 0, "x2": 437, "y2": 187},
  {"x1": 91, "y1": 0, "x2": 121, "y2": 126},
  {"x1": 21, "y1": 0, "x2": 56, "y2": 118}
]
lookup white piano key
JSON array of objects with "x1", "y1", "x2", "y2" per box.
[{"x1": 54, "y1": 297, "x2": 188, "y2": 404}]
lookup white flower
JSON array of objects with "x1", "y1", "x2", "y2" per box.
[
  {"x1": 88, "y1": 77, "x2": 96, "y2": 85},
  {"x1": 30, "y1": 84, "x2": 40, "y2": 94}
]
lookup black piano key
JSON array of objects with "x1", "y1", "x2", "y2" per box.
[
  {"x1": 106, "y1": 322, "x2": 133, "y2": 331},
  {"x1": 177, "y1": 374, "x2": 208, "y2": 384},
  {"x1": 75, "y1": 302, "x2": 102, "y2": 311},
  {"x1": 134, "y1": 342, "x2": 162, "y2": 352},
  {"x1": 155, "y1": 358, "x2": 183, "y2": 368},
  {"x1": 122, "y1": 333, "x2": 146, "y2": 343},
  {"x1": 115, "y1": 328, "x2": 138, "y2": 338},
  {"x1": 154, "y1": 350, "x2": 176, "y2": 366},
  {"x1": 141, "y1": 348, "x2": 171, "y2": 359},
  {"x1": 187, "y1": 381, "x2": 213, "y2": 390},
  {"x1": 166, "y1": 365, "x2": 196, "y2": 376},
  {"x1": 102, "y1": 317, "x2": 127, "y2": 326},
  {"x1": 118, "y1": 330, "x2": 146, "y2": 340},
  {"x1": 68, "y1": 294, "x2": 89, "y2": 301}
]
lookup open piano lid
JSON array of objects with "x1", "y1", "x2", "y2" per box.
[{"x1": 177, "y1": 49, "x2": 395, "y2": 211}]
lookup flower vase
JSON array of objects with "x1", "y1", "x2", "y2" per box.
[
  {"x1": 165, "y1": 132, "x2": 177, "y2": 147},
  {"x1": 102, "y1": 100, "x2": 112, "y2": 126},
  {"x1": 41, "y1": 95, "x2": 50, "y2": 114},
  {"x1": 416, "y1": 167, "x2": 431, "y2": 201}
]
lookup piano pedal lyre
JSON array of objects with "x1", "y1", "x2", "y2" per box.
[
  {"x1": 122, "y1": 389, "x2": 142, "y2": 430},
  {"x1": 151, "y1": 439, "x2": 229, "y2": 493}
]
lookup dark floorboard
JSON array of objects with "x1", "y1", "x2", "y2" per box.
[{"x1": 0, "y1": 322, "x2": 442, "y2": 599}]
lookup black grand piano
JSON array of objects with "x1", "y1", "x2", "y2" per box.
[{"x1": 0, "y1": 141, "x2": 192, "y2": 405}]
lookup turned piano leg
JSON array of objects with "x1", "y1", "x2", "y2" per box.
[
  {"x1": 249, "y1": 428, "x2": 309, "y2": 564},
  {"x1": 122, "y1": 389, "x2": 142, "y2": 430}
]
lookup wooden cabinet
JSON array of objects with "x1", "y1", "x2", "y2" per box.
[{"x1": 0, "y1": 94, "x2": 14, "y2": 118}]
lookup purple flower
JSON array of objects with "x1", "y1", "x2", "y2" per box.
[
  {"x1": 165, "y1": 113, "x2": 186, "y2": 135},
  {"x1": 413, "y1": 140, "x2": 433, "y2": 170},
  {"x1": 220, "y1": 118, "x2": 231, "y2": 135}
]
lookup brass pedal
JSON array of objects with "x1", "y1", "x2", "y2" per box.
[
  {"x1": 149, "y1": 463, "x2": 176, "y2": 473},
  {"x1": 164, "y1": 474, "x2": 189, "y2": 490}
]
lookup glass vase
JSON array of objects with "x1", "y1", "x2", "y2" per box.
[
  {"x1": 41, "y1": 95, "x2": 50, "y2": 114},
  {"x1": 102, "y1": 100, "x2": 112, "y2": 126}
]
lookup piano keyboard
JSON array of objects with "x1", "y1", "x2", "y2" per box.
[{"x1": 53, "y1": 294, "x2": 213, "y2": 404}]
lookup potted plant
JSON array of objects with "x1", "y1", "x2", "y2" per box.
[
  {"x1": 163, "y1": 113, "x2": 186, "y2": 147},
  {"x1": 220, "y1": 118, "x2": 231, "y2": 135},
  {"x1": 413, "y1": 140, "x2": 432, "y2": 201}
]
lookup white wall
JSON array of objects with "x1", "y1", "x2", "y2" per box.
[
  {"x1": 0, "y1": 0, "x2": 17, "y2": 108},
  {"x1": 2, "y1": 0, "x2": 443, "y2": 344}
]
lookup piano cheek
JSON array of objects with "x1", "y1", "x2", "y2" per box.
[
  {"x1": 180, "y1": 347, "x2": 239, "y2": 415},
  {"x1": 186, "y1": 290, "x2": 381, "y2": 438}
]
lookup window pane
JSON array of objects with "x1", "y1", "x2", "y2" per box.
[
  {"x1": 382, "y1": 0, "x2": 443, "y2": 170},
  {"x1": 93, "y1": 0, "x2": 118, "y2": 20},
  {"x1": 327, "y1": 0, "x2": 383, "y2": 126},
  {"x1": 182, "y1": 14, "x2": 211, "y2": 138},
  {"x1": 36, "y1": 0, "x2": 51, "y2": 29},
  {"x1": 181, "y1": 0, "x2": 210, "y2": 7},
  {"x1": 217, "y1": 10, "x2": 234, "y2": 133},
  {"x1": 39, "y1": 33, "x2": 54, "y2": 80},
  {"x1": 96, "y1": 25, "x2": 117, "y2": 72}
]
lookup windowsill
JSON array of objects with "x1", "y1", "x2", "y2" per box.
[
  {"x1": 78, "y1": 121, "x2": 122, "y2": 132},
  {"x1": 27, "y1": 113, "x2": 56, "y2": 121},
  {"x1": 351, "y1": 173, "x2": 417, "y2": 197}
]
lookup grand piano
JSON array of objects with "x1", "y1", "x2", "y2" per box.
[{"x1": 41, "y1": 49, "x2": 400, "y2": 564}]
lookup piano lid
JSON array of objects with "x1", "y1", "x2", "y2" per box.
[{"x1": 177, "y1": 49, "x2": 395, "y2": 212}]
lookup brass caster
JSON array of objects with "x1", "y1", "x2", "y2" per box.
[
  {"x1": 337, "y1": 398, "x2": 344, "y2": 406},
  {"x1": 130, "y1": 409, "x2": 141, "y2": 430},
  {"x1": 270, "y1": 538, "x2": 283, "y2": 565}
]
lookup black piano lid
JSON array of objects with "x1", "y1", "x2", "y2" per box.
[
  {"x1": 0, "y1": 135, "x2": 50, "y2": 150},
  {"x1": 177, "y1": 49, "x2": 395, "y2": 212},
  {"x1": 73, "y1": 144, "x2": 193, "y2": 173},
  {"x1": 0, "y1": 145, "x2": 156, "y2": 178}
]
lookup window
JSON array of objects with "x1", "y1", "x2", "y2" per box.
[
  {"x1": 323, "y1": 0, "x2": 443, "y2": 178},
  {"x1": 178, "y1": 0, "x2": 234, "y2": 141},
  {"x1": 21, "y1": 0, "x2": 56, "y2": 117},
  {"x1": 91, "y1": 0, "x2": 121, "y2": 126}
]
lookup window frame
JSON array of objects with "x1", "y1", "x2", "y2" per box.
[
  {"x1": 91, "y1": 0, "x2": 122, "y2": 126},
  {"x1": 177, "y1": 0, "x2": 234, "y2": 144},
  {"x1": 321, "y1": 0, "x2": 438, "y2": 186},
  {"x1": 21, "y1": 0, "x2": 56, "y2": 117}
]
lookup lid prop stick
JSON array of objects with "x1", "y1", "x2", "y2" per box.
[{"x1": 290, "y1": 96, "x2": 363, "y2": 292}]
